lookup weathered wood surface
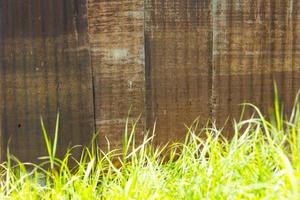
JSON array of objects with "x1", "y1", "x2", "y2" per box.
[
  {"x1": 212, "y1": 0, "x2": 300, "y2": 130},
  {"x1": 1, "y1": 0, "x2": 300, "y2": 161},
  {"x1": 0, "y1": 0, "x2": 94, "y2": 162},
  {"x1": 88, "y1": 0, "x2": 146, "y2": 149},
  {"x1": 145, "y1": 0, "x2": 212, "y2": 144}
]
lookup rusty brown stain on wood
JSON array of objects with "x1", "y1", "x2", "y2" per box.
[
  {"x1": 145, "y1": 0, "x2": 212, "y2": 144},
  {"x1": 0, "y1": 0, "x2": 94, "y2": 162},
  {"x1": 87, "y1": 0, "x2": 146, "y2": 149}
]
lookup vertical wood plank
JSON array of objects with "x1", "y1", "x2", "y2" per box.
[
  {"x1": 213, "y1": 0, "x2": 300, "y2": 131},
  {"x1": 88, "y1": 0, "x2": 146, "y2": 149},
  {"x1": 0, "y1": 0, "x2": 94, "y2": 162},
  {"x1": 145, "y1": 0, "x2": 212, "y2": 144},
  {"x1": 0, "y1": 0, "x2": 3, "y2": 162}
]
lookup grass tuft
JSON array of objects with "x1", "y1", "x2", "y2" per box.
[{"x1": 1, "y1": 92, "x2": 300, "y2": 199}]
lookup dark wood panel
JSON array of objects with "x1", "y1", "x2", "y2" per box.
[
  {"x1": 0, "y1": 0, "x2": 94, "y2": 162},
  {"x1": 0, "y1": 0, "x2": 4, "y2": 162},
  {"x1": 145, "y1": 0, "x2": 212, "y2": 144},
  {"x1": 88, "y1": 0, "x2": 146, "y2": 149},
  {"x1": 1, "y1": 0, "x2": 300, "y2": 157},
  {"x1": 212, "y1": 0, "x2": 300, "y2": 132}
]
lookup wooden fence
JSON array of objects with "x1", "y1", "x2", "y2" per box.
[{"x1": 1, "y1": 0, "x2": 300, "y2": 162}]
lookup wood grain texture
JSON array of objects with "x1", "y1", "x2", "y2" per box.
[
  {"x1": 1, "y1": 0, "x2": 300, "y2": 157},
  {"x1": 0, "y1": 0, "x2": 94, "y2": 162},
  {"x1": 145, "y1": 0, "x2": 212, "y2": 144},
  {"x1": 0, "y1": 0, "x2": 3, "y2": 162},
  {"x1": 212, "y1": 0, "x2": 300, "y2": 132},
  {"x1": 88, "y1": 0, "x2": 146, "y2": 149}
]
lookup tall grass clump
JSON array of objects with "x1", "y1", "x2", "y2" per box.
[{"x1": 1, "y1": 91, "x2": 300, "y2": 199}]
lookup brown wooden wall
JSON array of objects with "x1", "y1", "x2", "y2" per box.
[
  {"x1": 88, "y1": 0, "x2": 146, "y2": 149},
  {"x1": 0, "y1": 0, "x2": 95, "y2": 162},
  {"x1": 145, "y1": 0, "x2": 212, "y2": 144},
  {"x1": 1, "y1": 0, "x2": 300, "y2": 161},
  {"x1": 213, "y1": 0, "x2": 300, "y2": 130}
]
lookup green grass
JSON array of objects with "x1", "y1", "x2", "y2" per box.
[{"x1": 2, "y1": 94, "x2": 300, "y2": 199}]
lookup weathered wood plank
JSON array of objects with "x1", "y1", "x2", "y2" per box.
[
  {"x1": 145, "y1": 0, "x2": 212, "y2": 144},
  {"x1": 88, "y1": 0, "x2": 146, "y2": 149},
  {"x1": 0, "y1": 0, "x2": 94, "y2": 162},
  {"x1": 212, "y1": 0, "x2": 300, "y2": 131},
  {"x1": 0, "y1": 0, "x2": 4, "y2": 162}
]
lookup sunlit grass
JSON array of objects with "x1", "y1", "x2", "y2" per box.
[{"x1": 1, "y1": 91, "x2": 300, "y2": 199}]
